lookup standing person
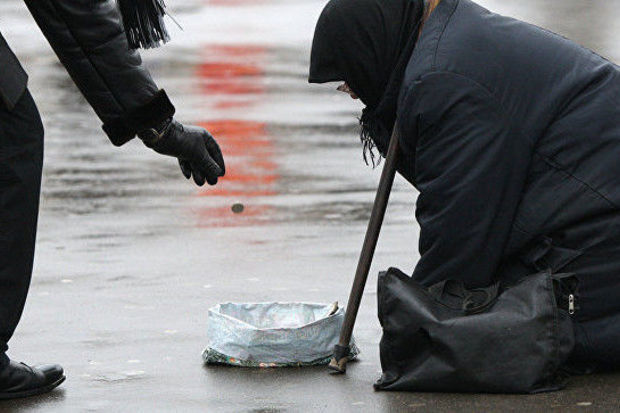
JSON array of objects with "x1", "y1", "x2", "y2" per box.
[
  {"x1": 0, "y1": 0, "x2": 225, "y2": 399},
  {"x1": 309, "y1": 0, "x2": 620, "y2": 377}
]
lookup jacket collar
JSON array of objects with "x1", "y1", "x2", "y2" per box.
[{"x1": 408, "y1": 0, "x2": 460, "y2": 76}]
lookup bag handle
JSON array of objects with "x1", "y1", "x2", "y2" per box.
[{"x1": 429, "y1": 280, "x2": 500, "y2": 315}]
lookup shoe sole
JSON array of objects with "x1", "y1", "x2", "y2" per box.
[{"x1": 0, "y1": 375, "x2": 66, "y2": 400}]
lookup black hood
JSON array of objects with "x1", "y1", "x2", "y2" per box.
[{"x1": 309, "y1": 0, "x2": 425, "y2": 163}]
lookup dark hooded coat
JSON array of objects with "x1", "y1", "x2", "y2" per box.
[
  {"x1": 400, "y1": 0, "x2": 620, "y2": 368},
  {"x1": 312, "y1": 0, "x2": 620, "y2": 369}
]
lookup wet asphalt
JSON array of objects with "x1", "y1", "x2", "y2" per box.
[{"x1": 0, "y1": 0, "x2": 619, "y2": 411}]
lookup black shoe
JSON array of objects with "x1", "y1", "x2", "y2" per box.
[{"x1": 0, "y1": 361, "x2": 65, "y2": 400}]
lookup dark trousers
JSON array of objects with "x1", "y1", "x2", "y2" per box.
[{"x1": 0, "y1": 90, "x2": 44, "y2": 368}]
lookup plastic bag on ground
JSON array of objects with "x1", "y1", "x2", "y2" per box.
[{"x1": 203, "y1": 302, "x2": 359, "y2": 367}]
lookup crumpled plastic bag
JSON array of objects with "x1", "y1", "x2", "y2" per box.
[{"x1": 203, "y1": 302, "x2": 359, "y2": 367}]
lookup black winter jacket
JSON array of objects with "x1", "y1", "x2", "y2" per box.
[
  {"x1": 398, "y1": 0, "x2": 620, "y2": 367},
  {"x1": 0, "y1": 0, "x2": 174, "y2": 146}
]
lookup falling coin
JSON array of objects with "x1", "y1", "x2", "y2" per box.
[{"x1": 232, "y1": 203, "x2": 245, "y2": 214}]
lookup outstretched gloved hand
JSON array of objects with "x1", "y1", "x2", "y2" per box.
[{"x1": 139, "y1": 119, "x2": 226, "y2": 186}]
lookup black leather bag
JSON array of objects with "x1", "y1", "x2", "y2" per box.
[{"x1": 375, "y1": 268, "x2": 576, "y2": 394}]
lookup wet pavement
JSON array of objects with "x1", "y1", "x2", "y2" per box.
[{"x1": 1, "y1": 0, "x2": 619, "y2": 411}]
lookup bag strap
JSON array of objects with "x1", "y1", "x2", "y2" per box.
[{"x1": 429, "y1": 280, "x2": 500, "y2": 315}]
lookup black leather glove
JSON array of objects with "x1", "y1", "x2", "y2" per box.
[{"x1": 139, "y1": 119, "x2": 225, "y2": 186}]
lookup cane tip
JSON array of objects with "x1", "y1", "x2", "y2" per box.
[{"x1": 328, "y1": 357, "x2": 347, "y2": 374}]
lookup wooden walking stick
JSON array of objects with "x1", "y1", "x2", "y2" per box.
[{"x1": 329, "y1": 123, "x2": 400, "y2": 374}]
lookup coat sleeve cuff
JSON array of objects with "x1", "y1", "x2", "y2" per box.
[{"x1": 101, "y1": 89, "x2": 176, "y2": 147}]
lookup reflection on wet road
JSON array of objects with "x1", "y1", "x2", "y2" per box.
[
  {"x1": 194, "y1": 45, "x2": 277, "y2": 226},
  {"x1": 0, "y1": 0, "x2": 618, "y2": 411}
]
